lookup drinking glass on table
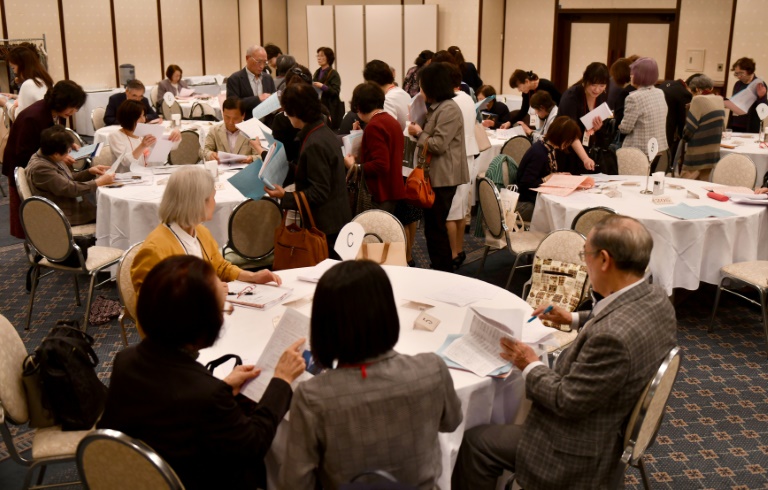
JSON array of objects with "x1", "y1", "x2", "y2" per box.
[{"x1": 722, "y1": 129, "x2": 733, "y2": 141}]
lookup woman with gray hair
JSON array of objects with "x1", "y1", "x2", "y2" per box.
[
  {"x1": 679, "y1": 74, "x2": 725, "y2": 181},
  {"x1": 274, "y1": 54, "x2": 296, "y2": 92},
  {"x1": 131, "y1": 166, "x2": 281, "y2": 294}
]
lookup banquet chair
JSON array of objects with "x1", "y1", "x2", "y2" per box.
[
  {"x1": 149, "y1": 84, "x2": 159, "y2": 109},
  {"x1": 619, "y1": 346, "x2": 682, "y2": 490},
  {"x1": 168, "y1": 131, "x2": 201, "y2": 165},
  {"x1": 77, "y1": 429, "x2": 184, "y2": 490},
  {"x1": 92, "y1": 144, "x2": 114, "y2": 168},
  {"x1": 570, "y1": 206, "x2": 616, "y2": 237},
  {"x1": 189, "y1": 102, "x2": 217, "y2": 121},
  {"x1": 161, "y1": 100, "x2": 183, "y2": 121},
  {"x1": 477, "y1": 177, "x2": 546, "y2": 290},
  {"x1": 91, "y1": 107, "x2": 106, "y2": 131},
  {"x1": 0, "y1": 313, "x2": 90, "y2": 490},
  {"x1": 353, "y1": 209, "x2": 407, "y2": 244},
  {"x1": 616, "y1": 147, "x2": 649, "y2": 176},
  {"x1": 20, "y1": 197, "x2": 123, "y2": 330},
  {"x1": 500, "y1": 136, "x2": 531, "y2": 167},
  {"x1": 222, "y1": 198, "x2": 281, "y2": 270},
  {"x1": 116, "y1": 241, "x2": 143, "y2": 345},
  {"x1": 711, "y1": 154, "x2": 757, "y2": 189},
  {"x1": 710, "y1": 260, "x2": 768, "y2": 356}
]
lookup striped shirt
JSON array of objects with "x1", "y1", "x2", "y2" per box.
[{"x1": 682, "y1": 94, "x2": 725, "y2": 169}]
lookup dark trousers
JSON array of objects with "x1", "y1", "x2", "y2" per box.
[
  {"x1": 423, "y1": 186, "x2": 456, "y2": 272},
  {"x1": 8, "y1": 179, "x2": 24, "y2": 239}
]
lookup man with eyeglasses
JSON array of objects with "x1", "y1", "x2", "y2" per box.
[
  {"x1": 726, "y1": 57, "x2": 767, "y2": 133},
  {"x1": 452, "y1": 215, "x2": 677, "y2": 490},
  {"x1": 226, "y1": 45, "x2": 275, "y2": 120}
]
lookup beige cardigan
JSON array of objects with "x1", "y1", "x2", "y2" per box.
[{"x1": 416, "y1": 99, "x2": 470, "y2": 188}]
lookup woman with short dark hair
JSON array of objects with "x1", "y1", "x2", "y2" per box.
[
  {"x1": 107, "y1": 100, "x2": 157, "y2": 169},
  {"x1": 157, "y1": 64, "x2": 198, "y2": 101},
  {"x1": 477, "y1": 85, "x2": 511, "y2": 128},
  {"x1": 280, "y1": 260, "x2": 462, "y2": 489},
  {"x1": 726, "y1": 56, "x2": 768, "y2": 133},
  {"x1": 100, "y1": 255, "x2": 306, "y2": 490},
  {"x1": 403, "y1": 49, "x2": 434, "y2": 97},
  {"x1": 312, "y1": 47, "x2": 344, "y2": 129},
  {"x1": 501, "y1": 69, "x2": 561, "y2": 127}
]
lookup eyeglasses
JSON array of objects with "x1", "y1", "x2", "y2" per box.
[
  {"x1": 734, "y1": 70, "x2": 747, "y2": 77},
  {"x1": 249, "y1": 56, "x2": 268, "y2": 65},
  {"x1": 578, "y1": 248, "x2": 601, "y2": 261}
]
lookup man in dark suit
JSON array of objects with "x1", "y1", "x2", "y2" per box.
[
  {"x1": 227, "y1": 45, "x2": 275, "y2": 120},
  {"x1": 103, "y1": 79, "x2": 160, "y2": 126},
  {"x1": 657, "y1": 79, "x2": 693, "y2": 169},
  {"x1": 452, "y1": 215, "x2": 678, "y2": 490}
]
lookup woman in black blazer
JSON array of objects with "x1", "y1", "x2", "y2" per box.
[
  {"x1": 502, "y1": 69, "x2": 561, "y2": 126},
  {"x1": 313, "y1": 47, "x2": 344, "y2": 130}
]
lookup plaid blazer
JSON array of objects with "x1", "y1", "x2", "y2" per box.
[
  {"x1": 517, "y1": 280, "x2": 677, "y2": 489},
  {"x1": 619, "y1": 86, "x2": 669, "y2": 155}
]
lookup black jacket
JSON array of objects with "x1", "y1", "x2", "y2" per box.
[
  {"x1": 103, "y1": 93, "x2": 159, "y2": 126},
  {"x1": 226, "y1": 68, "x2": 277, "y2": 120},
  {"x1": 510, "y1": 79, "x2": 561, "y2": 124}
]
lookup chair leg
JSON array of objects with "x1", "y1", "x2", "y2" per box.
[
  {"x1": 82, "y1": 273, "x2": 98, "y2": 331},
  {"x1": 72, "y1": 275, "x2": 81, "y2": 306},
  {"x1": 637, "y1": 457, "x2": 651, "y2": 490},
  {"x1": 25, "y1": 266, "x2": 40, "y2": 330},
  {"x1": 505, "y1": 254, "x2": 523, "y2": 290},
  {"x1": 476, "y1": 246, "x2": 490, "y2": 276},
  {"x1": 709, "y1": 278, "x2": 726, "y2": 332},
  {"x1": 760, "y1": 289, "x2": 768, "y2": 358},
  {"x1": 36, "y1": 464, "x2": 47, "y2": 485},
  {"x1": 119, "y1": 311, "x2": 129, "y2": 347}
]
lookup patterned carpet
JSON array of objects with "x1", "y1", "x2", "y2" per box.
[{"x1": 0, "y1": 194, "x2": 767, "y2": 488}]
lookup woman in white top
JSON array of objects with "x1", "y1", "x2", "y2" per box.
[
  {"x1": 519, "y1": 91, "x2": 559, "y2": 142},
  {"x1": 447, "y1": 65, "x2": 479, "y2": 269},
  {"x1": 4, "y1": 46, "x2": 52, "y2": 117},
  {"x1": 108, "y1": 99, "x2": 181, "y2": 170}
]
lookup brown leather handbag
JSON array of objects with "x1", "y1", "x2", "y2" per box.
[
  {"x1": 404, "y1": 140, "x2": 435, "y2": 208},
  {"x1": 273, "y1": 191, "x2": 329, "y2": 270}
]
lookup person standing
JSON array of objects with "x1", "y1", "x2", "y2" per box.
[
  {"x1": 726, "y1": 57, "x2": 768, "y2": 133},
  {"x1": 313, "y1": 47, "x2": 344, "y2": 130},
  {"x1": 227, "y1": 45, "x2": 276, "y2": 120}
]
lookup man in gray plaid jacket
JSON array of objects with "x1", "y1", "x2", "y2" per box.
[{"x1": 452, "y1": 215, "x2": 677, "y2": 489}]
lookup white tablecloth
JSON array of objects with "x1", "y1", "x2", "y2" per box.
[
  {"x1": 95, "y1": 169, "x2": 245, "y2": 250},
  {"x1": 720, "y1": 132, "x2": 768, "y2": 187},
  {"x1": 198, "y1": 265, "x2": 549, "y2": 490},
  {"x1": 500, "y1": 94, "x2": 523, "y2": 112},
  {"x1": 530, "y1": 176, "x2": 768, "y2": 295}
]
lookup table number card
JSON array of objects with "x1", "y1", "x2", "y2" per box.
[
  {"x1": 652, "y1": 195, "x2": 673, "y2": 205},
  {"x1": 414, "y1": 312, "x2": 440, "y2": 331}
]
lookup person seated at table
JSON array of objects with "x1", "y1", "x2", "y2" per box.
[
  {"x1": 202, "y1": 97, "x2": 263, "y2": 163},
  {"x1": 264, "y1": 43, "x2": 282, "y2": 75},
  {"x1": 26, "y1": 125, "x2": 114, "y2": 225},
  {"x1": 515, "y1": 116, "x2": 581, "y2": 222},
  {"x1": 107, "y1": 100, "x2": 180, "y2": 170},
  {"x1": 104, "y1": 79, "x2": 161, "y2": 126},
  {"x1": 619, "y1": 57, "x2": 669, "y2": 164},
  {"x1": 363, "y1": 59, "x2": 410, "y2": 131},
  {"x1": 273, "y1": 54, "x2": 296, "y2": 93},
  {"x1": 131, "y1": 166, "x2": 281, "y2": 293},
  {"x1": 726, "y1": 57, "x2": 768, "y2": 133},
  {"x1": 501, "y1": 69, "x2": 561, "y2": 127},
  {"x1": 477, "y1": 85, "x2": 510, "y2": 128},
  {"x1": 517, "y1": 91, "x2": 558, "y2": 141},
  {"x1": 679, "y1": 74, "x2": 725, "y2": 182},
  {"x1": 280, "y1": 260, "x2": 462, "y2": 488},
  {"x1": 157, "y1": 64, "x2": 199, "y2": 102},
  {"x1": 452, "y1": 215, "x2": 677, "y2": 490},
  {"x1": 227, "y1": 45, "x2": 275, "y2": 120},
  {"x1": 100, "y1": 255, "x2": 305, "y2": 490}
]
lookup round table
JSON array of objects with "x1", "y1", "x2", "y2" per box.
[
  {"x1": 720, "y1": 132, "x2": 768, "y2": 187},
  {"x1": 95, "y1": 169, "x2": 246, "y2": 250},
  {"x1": 176, "y1": 96, "x2": 222, "y2": 120},
  {"x1": 197, "y1": 264, "x2": 553, "y2": 490},
  {"x1": 530, "y1": 176, "x2": 768, "y2": 295}
]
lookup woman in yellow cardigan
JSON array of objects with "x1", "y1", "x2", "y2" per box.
[{"x1": 131, "y1": 166, "x2": 281, "y2": 294}]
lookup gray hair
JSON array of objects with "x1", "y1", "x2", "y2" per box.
[
  {"x1": 589, "y1": 215, "x2": 653, "y2": 276},
  {"x1": 276, "y1": 54, "x2": 296, "y2": 77},
  {"x1": 688, "y1": 74, "x2": 714, "y2": 91},
  {"x1": 246, "y1": 45, "x2": 265, "y2": 58},
  {"x1": 159, "y1": 166, "x2": 215, "y2": 229}
]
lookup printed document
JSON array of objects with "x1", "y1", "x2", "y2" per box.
[
  {"x1": 409, "y1": 93, "x2": 428, "y2": 127},
  {"x1": 146, "y1": 138, "x2": 175, "y2": 164},
  {"x1": 427, "y1": 282, "x2": 498, "y2": 307},
  {"x1": 69, "y1": 142, "x2": 102, "y2": 160},
  {"x1": 217, "y1": 152, "x2": 249, "y2": 163},
  {"x1": 727, "y1": 78, "x2": 764, "y2": 114},
  {"x1": 227, "y1": 280, "x2": 293, "y2": 309},
  {"x1": 475, "y1": 95, "x2": 494, "y2": 114},
  {"x1": 579, "y1": 102, "x2": 613, "y2": 131},
  {"x1": 251, "y1": 91, "x2": 282, "y2": 121},
  {"x1": 532, "y1": 174, "x2": 595, "y2": 197},
  {"x1": 258, "y1": 141, "x2": 289, "y2": 189},
  {"x1": 236, "y1": 118, "x2": 270, "y2": 146},
  {"x1": 342, "y1": 130, "x2": 363, "y2": 158}
]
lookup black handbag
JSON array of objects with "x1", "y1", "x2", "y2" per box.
[{"x1": 347, "y1": 164, "x2": 374, "y2": 216}]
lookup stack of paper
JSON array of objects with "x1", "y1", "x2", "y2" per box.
[
  {"x1": 494, "y1": 126, "x2": 526, "y2": 139},
  {"x1": 532, "y1": 174, "x2": 595, "y2": 197},
  {"x1": 70, "y1": 142, "x2": 102, "y2": 160},
  {"x1": 258, "y1": 141, "x2": 289, "y2": 189},
  {"x1": 409, "y1": 93, "x2": 428, "y2": 127},
  {"x1": 656, "y1": 203, "x2": 737, "y2": 219},
  {"x1": 727, "y1": 78, "x2": 764, "y2": 114},
  {"x1": 297, "y1": 259, "x2": 340, "y2": 283},
  {"x1": 342, "y1": 130, "x2": 363, "y2": 158},
  {"x1": 579, "y1": 102, "x2": 613, "y2": 131},
  {"x1": 227, "y1": 281, "x2": 293, "y2": 310}
]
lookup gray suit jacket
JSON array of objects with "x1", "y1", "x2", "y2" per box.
[
  {"x1": 201, "y1": 122, "x2": 259, "y2": 161},
  {"x1": 517, "y1": 280, "x2": 677, "y2": 490},
  {"x1": 26, "y1": 152, "x2": 98, "y2": 225},
  {"x1": 157, "y1": 78, "x2": 190, "y2": 102},
  {"x1": 226, "y1": 68, "x2": 275, "y2": 120},
  {"x1": 416, "y1": 99, "x2": 469, "y2": 188}
]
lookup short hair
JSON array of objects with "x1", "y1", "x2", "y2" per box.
[
  {"x1": 221, "y1": 97, "x2": 243, "y2": 113},
  {"x1": 684, "y1": 72, "x2": 703, "y2": 87},
  {"x1": 419, "y1": 62, "x2": 457, "y2": 102},
  {"x1": 687, "y1": 74, "x2": 714, "y2": 92},
  {"x1": 310, "y1": 261, "x2": 399, "y2": 368},
  {"x1": 509, "y1": 69, "x2": 538, "y2": 88},
  {"x1": 589, "y1": 215, "x2": 653, "y2": 276},
  {"x1": 39, "y1": 125, "x2": 74, "y2": 156},
  {"x1": 281, "y1": 82, "x2": 322, "y2": 123},
  {"x1": 265, "y1": 43, "x2": 282, "y2": 59},
  {"x1": 165, "y1": 64, "x2": 182, "y2": 79},
  {"x1": 530, "y1": 91, "x2": 555, "y2": 111},
  {"x1": 351, "y1": 82, "x2": 385, "y2": 114},
  {"x1": 246, "y1": 45, "x2": 264, "y2": 57},
  {"x1": 8, "y1": 46, "x2": 53, "y2": 90},
  {"x1": 414, "y1": 50, "x2": 434, "y2": 67},
  {"x1": 544, "y1": 116, "x2": 581, "y2": 148},
  {"x1": 285, "y1": 64, "x2": 313, "y2": 87},
  {"x1": 477, "y1": 85, "x2": 497, "y2": 99},
  {"x1": 137, "y1": 256, "x2": 222, "y2": 349},
  {"x1": 432, "y1": 50, "x2": 456, "y2": 65},
  {"x1": 630, "y1": 57, "x2": 659, "y2": 87},
  {"x1": 125, "y1": 79, "x2": 146, "y2": 92},
  {"x1": 610, "y1": 58, "x2": 632, "y2": 86},
  {"x1": 158, "y1": 166, "x2": 215, "y2": 229},
  {"x1": 732, "y1": 57, "x2": 756, "y2": 75},
  {"x1": 275, "y1": 54, "x2": 296, "y2": 77},
  {"x1": 44, "y1": 80, "x2": 87, "y2": 112},
  {"x1": 363, "y1": 59, "x2": 395, "y2": 86},
  {"x1": 317, "y1": 47, "x2": 335, "y2": 66},
  {"x1": 116, "y1": 99, "x2": 145, "y2": 131},
  {"x1": 580, "y1": 62, "x2": 610, "y2": 87}
]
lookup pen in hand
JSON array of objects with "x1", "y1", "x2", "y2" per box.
[{"x1": 527, "y1": 305, "x2": 553, "y2": 323}]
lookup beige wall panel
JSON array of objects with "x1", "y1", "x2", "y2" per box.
[
  {"x1": 327, "y1": 0, "x2": 400, "y2": 4},
  {"x1": 306, "y1": 5, "x2": 335, "y2": 73},
  {"x1": 503, "y1": 0, "x2": 555, "y2": 95},
  {"x1": 626, "y1": 23, "x2": 669, "y2": 77},
  {"x1": 424, "y1": 0, "x2": 479, "y2": 63},
  {"x1": 403, "y1": 0, "x2": 423, "y2": 4},
  {"x1": 560, "y1": 0, "x2": 675, "y2": 7},
  {"x1": 239, "y1": 0, "x2": 262, "y2": 59},
  {"x1": 728, "y1": 0, "x2": 768, "y2": 97},
  {"x1": 479, "y1": 0, "x2": 505, "y2": 92},
  {"x1": 366, "y1": 5, "x2": 403, "y2": 90},
  {"x1": 262, "y1": 0, "x2": 289, "y2": 53},
  {"x1": 287, "y1": 0, "x2": 321, "y2": 67},
  {"x1": 161, "y1": 0, "x2": 203, "y2": 76},
  {"x1": 674, "y1": 0, "x2": 732, "y2": 85},
  {"x1": 5, "y1": 0, "x2": 65, "y2": 82},
  {"x1": 404, "y1": 5, "x2": 437, "y2": 86},
  {"x1": 114, "y1": 0, "x2": 162, "y2": 83},
  {"x1": 202, "y1": 0, "x2": 240, "y2": 76},
  {"x1": 335, "y1": 6, "x2": 364, "y2": 111},
  {"x1": 62, "y1": 0, "x2": 115, "y2": 88},
  {"x1": 568, "y1": 23, "x2": 610, "y2": 86}
]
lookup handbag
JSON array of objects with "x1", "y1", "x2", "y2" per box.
[
  {"x1": 404, "y1": 140, "x2": 435, "y2": 208},
  {"x1": 347, "y1": 164, "x2": 373, "y2": 216},
  {"x1": 474, "y1": 122, "x2": 491, "y2": 152},
  {"x1": 22, "y1": 354, "x2": 56, "y2": 428},
  {"x1": 273, "y1": 191, "x2": 329, "y2": 270},
  {"x1": 356, "y1": 233, "x2": 408, "y2": 266}
]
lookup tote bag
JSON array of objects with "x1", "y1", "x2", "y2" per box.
[
  {"x1": 273, "y1": 191, "x2": 329, "y2": 270},
  {"x1": 404, "y1": 140, "x2": 435, "y2": 208}
]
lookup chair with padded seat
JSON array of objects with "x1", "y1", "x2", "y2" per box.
[
  {"x1": 168, "y1": 131, "x2": 201, "y2": 165},
  {"x1": 222, "y1": 198, "x2": 282, "y2": 270},
  {"x1": 352, "y1": 209, "x2": 408, "y2": 266},
  {"x1": 77, "y1": 429, "x2": 184, "y2": 490},
  {"x1": 0, "y1": 313, "x2": 91, "y2": 489},
  {"x1": 500, "y1": 136, "x2": 531, "y2": 167},
  {"x1": 161, "y1": 100, "x2": 183, "y2": 121},
  {"x1": 20, "y1": 197, "x2": 123, "y2": 330},
  {"x1": 116, "y1": 241, "x2": 144, "y2": 345},
  {"x1": 149, "y1": 84, "x2": 160, "y2": 109},
  {"x1": 91, "y1": 107, "x2": 106, "y2": 132},
  {"x1": 616, "y1": 147, "x2": 650, "y2": 176},
  {"x1": 711, "y1": 153, "x2": 757, "y2": 189},
  {"x1": 189, "y1": 101, "x2": 217, "y2": 121},
  {"x1": 570, "y1": 206, "x2": 616, "y2": 237}
]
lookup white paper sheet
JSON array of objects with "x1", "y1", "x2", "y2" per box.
[
  {"x1": 494, "y1": 126, "x2": 526, "y2": 139},
  {"x1": 342, "y1": 130, "x2": 364, "y2": 158},
  {"x1": 236, "y1": 118, "x2": 269, "y2": 145},
  {"x1": 217, "y1": 152, "x2": 249, "y2": 163},
  {"x1": 179, "y1": 87, "x2": 195, "y2": 97},
  {"x1": 579, "y1": 102, "x2": 613, "y2": 131},
  {"x1": 133, "y1": 123, "x2": 166, "y2": 141},
  {"x1": 409, "y1": 93, "x2": 428, "y2": 127},
  {"x1": 427, "y1": 282, "x2": 498, "y2": 307},
  {"x1": 297, "y1": 259, "x2": 341, "y2": 283},
  {"x1": 728, "y1": 78, "x2": 764, "y2": 114},
  {"x1": 146, "y1": 138, "x2": 175, "y2": 164}
]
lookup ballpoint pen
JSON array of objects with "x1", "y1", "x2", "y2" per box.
[{"x1": 527, "y1": 305, "x2": 553, "y2": 323}]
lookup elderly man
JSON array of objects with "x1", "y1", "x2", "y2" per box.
[
  {"x1": 452, "y1": 215, "x2": 677, "y2": 490},
  {"x1": 104, "y1": 79, "x2": 160, "y2": 126},
  {"x1": 201, "y1": 97, "x2": 263, "y2": 162},
  {"x1": 227, "y1": 45, "x2": 275, "y2": 120}
]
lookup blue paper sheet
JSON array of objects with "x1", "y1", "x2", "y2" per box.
[
  {"x1": 227, "y1": 159, "x2": 267, "y2": 200},
  {"x1": 259, "y1": 141, "x2": 289, "y2": 189},
  {"x1": 656, "y1": 203, "x2": 737, "y2": 220}
]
